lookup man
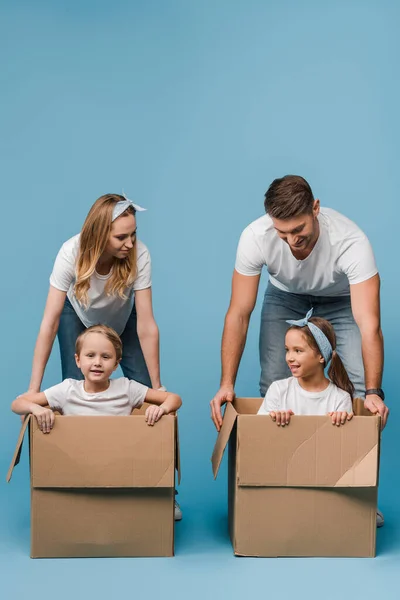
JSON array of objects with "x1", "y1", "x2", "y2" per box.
[{"x1": 210, "y1": 175, "x2": 388, "y2": 431}]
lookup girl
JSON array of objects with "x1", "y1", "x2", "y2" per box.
[
  {"x1": 257, "y1": 309, "x2": 354, "y2": 426},
  {"x1": 25, "y1": 193, "x2": 163, "y2": 395},
  {"x1": 12, "y1": 325, "x2": 182, "y2": 430}
]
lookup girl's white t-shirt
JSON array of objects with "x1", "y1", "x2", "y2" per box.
[
  {"x1": 235, "y1": 207, "x2": 378, "y2": 297},
  {"x1": 257, "y1": 377, "x2": 352, "y2": 415},
  {"x1": 43, "y1": 377, "x2": 148, "y2": 416},
  {"x1": 50, "y1": 234, "x2": 151, "y2": 334}
]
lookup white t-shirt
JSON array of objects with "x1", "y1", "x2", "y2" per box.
[
  {"x1": 43, "y1": 377, "x2": 148, "y2": 416},
  {"x1": 50, "y1": 234, "x2": 152, "y2": 334},
  {"x1": 257, "y1": 377, "x2": 352, "y2": 415},
  {"x1": 235, "y1": 208, "x2": 378, "y2": 296}
]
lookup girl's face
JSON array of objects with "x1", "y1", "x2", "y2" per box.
[
  {"x1": 285, "y1": 328, "x2": 324, "y2": 378},
  {"x1": 75, "y1": 333, "x2": 119, "y2": 385},
  {"x1": 104, "y1": 213, "x2": 137, "y2": 259}
]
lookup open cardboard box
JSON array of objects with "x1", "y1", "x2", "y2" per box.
[
  {"x1": 7, "y1": 403, "x2": 180, "y2": 558},
  {"x1": 212, "y1": 397, "x2": 380, "y2": 557}
]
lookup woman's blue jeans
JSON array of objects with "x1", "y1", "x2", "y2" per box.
[
  {"x1": 259, "y1": 283, "x2": 365, "y2": 398},
  {"x1": 57, "y1": 297, "x2": 151, "y2": 386}
]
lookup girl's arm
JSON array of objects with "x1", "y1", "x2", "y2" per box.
[
  {"x1": 28, "y1": 286, "x2": 67, "y2": 392},
  {"x1": 11, "y1": 392, "x2": 55, "y2": 433},
  {"x1": 135, "y1": 288, "x2": 162, "y2": 389},
  {"x1": 143, "y1": 388, "x2": 182, "y2": 426}
]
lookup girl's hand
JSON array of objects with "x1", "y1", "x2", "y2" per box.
[
  {"x1": 32, "y1": 406, "x2": 55, "y2": 434},
  {"x1": 328, "y1": 411, "x2": 354, "y2": 426},
  {"x1": 145, "y1": 404, "x2": 166, "y2": 426},
  {"x1": 269, "y1": 410, "x2": 294, "y2": 426}
]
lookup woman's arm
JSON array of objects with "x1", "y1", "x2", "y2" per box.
[
  {"x1": 135, "y1": 287, "x2": 162, "y2": 389},
  {"x1": 28, "y1": 286, "x2": 67, "y2": 392}
]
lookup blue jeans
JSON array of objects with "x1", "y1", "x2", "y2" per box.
[
  {"x1": 259, "y1": 283, "x2": 365, "y2": 398},
  {"x1": 57, "y1": 297, "x2": 151, "y2": 386}
]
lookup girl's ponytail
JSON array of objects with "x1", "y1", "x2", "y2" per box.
[{"x1": 328, "y1": 349, "x2": 355, "y2": 400}]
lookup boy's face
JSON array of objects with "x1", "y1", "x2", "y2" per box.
[
  {"x1": 75, "y1": 333, "x2": 119, "y2": 384},
  {"x1": 285, "y1": 328, "x2": 324, "y2": 379}
]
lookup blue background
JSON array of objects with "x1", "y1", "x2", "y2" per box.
[{"x1": 1, "y1": 1, "x2": 399, "y2": 597}]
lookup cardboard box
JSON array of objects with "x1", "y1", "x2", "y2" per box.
[
  {"x1": 7, "y1": 405, "x2": 180, "y2": 558},
  {"x1": 212, "y1": 397, "x2": 380, "y2": 557}
]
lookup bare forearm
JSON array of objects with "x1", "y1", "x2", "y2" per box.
[
  {"x1": 29, "y1": 322, "x2": 59, "y2": 392},
  {"x1": 162, "y1": 393, "x2": 182, "y2": 414},
  {"x1": 12, "y1": 396, "x2": 41, "y2": 416},
  {"x1": 361, "y1": 328, "x2": 384, "y2": 389},
  {"x1": 220, "y1": 310, "x2": 250, "y2": 387},
  {"x1": 138, "y1": 324, "x2": 161, "y2": 389}
]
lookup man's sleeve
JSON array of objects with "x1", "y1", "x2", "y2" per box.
[
  {"x1": 43, "y1": 380, "x2": 70, "y2": 411},
  {"x1": 257, "y1": 382, "x2": 282, "y2": 415},
  {"x1": 338, "y1": 234, "x2": 378, "y2": 285},
  {"x1": 235, "y1": 226, "x2": 265, "y2": 276}
]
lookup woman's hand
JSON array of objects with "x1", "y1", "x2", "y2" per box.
[
  {"x1": 269, "y1": 410, "x2": 294, "y2": 426},
  {"x1": 328, "y1": 411, "x2": 353, "y2": 426},
  {"x1": 31, "y1": 405, "x2": 55, "y2": 434},
  {"x1": 145, "y1": 404, "x2": 166, "y2": 426}
]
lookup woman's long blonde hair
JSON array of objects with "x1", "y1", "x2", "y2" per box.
[{"x1": 74, "y1": 194, "x2": 137, "y2": 306}]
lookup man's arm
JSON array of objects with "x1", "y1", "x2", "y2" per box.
[
  {"x1": 350, "y1": 273, "x2": 388, "y2": 428},
  {"x1": 210, "y1": 270, "x2": 260, "y2": 431}
]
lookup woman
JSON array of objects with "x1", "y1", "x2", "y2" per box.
[{"x1": 27, "y1": 193, "x2": 162, "y2": 392}]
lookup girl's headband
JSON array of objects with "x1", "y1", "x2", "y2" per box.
[
  {"x1": 286, "y1": 308, "x2": 333, "y2": 364},
  {"x1": 112, "y1": 192, "x2": 147, "y2": 222}
]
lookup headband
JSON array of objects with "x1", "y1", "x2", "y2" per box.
[
  {"x1": 286, "y1": 308, "x2": 333, "y2": 364},
  {"x1": 112, "y1": 192, "x2": 147, "y2": 222}
]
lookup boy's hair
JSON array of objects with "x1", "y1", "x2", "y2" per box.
[
  {"x1": 288, "y1": 317, "x2": 355, "y2": 399},
  {"x1": 75, "y1": 325, "x2": 123, "y2": 362},
  {"x1": 264, "y1": 175, "x2": 315, "y2": 219},
  {"x1": 75, "y1": 194, "x2": 138, "y2": 307}
]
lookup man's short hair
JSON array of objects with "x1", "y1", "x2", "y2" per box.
[{"x1": 264, "y1": 175, "x2": 315, "y2": 219}]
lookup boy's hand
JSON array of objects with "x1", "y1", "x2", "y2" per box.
[
  {"x1": 32, "y1": 406, "x2": 55, "y2": 434},
  {"x1": 269, "y1": 410, "x2": 294, "y2": 426},
  {"x1": 328, "y1": 411, "x2": 353, "y2": 426},
  {"x1": 145, "y1": 404, "x2": 166, "y2": 426}
]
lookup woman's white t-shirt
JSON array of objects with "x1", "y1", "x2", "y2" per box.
[
  {"x1": 43, "y1": 377, "x2": 148, "y2": 416},
  {"x1": 257, "y1": 377, "x2": 352, "y2": 415},
  {"x1": 50, "y1": 234, "x2": 151, "y2": 334},
  {"x1": 235, "y1": 207, "x2": 378, "y2": 297}
]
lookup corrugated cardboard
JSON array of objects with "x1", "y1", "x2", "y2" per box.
[
  {"x1": 212, "y1": 397, "x2": 380, "y2": 557},
  {"x1": 8, "y1": 405, "x2": 180, "y2": 558}
]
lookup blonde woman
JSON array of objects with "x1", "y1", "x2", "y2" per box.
[{"x1": 27, "y1": 193, "x2": 162, "y2": 395}]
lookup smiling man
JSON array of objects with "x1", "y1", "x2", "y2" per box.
[{"x1": 210, "y1": 175, "x2": 388, "y2": 431}]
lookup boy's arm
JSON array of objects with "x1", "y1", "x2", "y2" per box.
[
  {"x1": 144, "y1": 389, "x2": 182, "y2": 414},
  {"x1": 11, "y1": 392, "x2": 49, "y2": 416}
]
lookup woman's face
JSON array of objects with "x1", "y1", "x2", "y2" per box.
[{"x1": 104, "y1": 213, "x2": 137, "y2": 259}]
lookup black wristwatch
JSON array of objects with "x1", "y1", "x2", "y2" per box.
[{"x1": 365, "y1": 388, "x2": 385, "y2": 401}]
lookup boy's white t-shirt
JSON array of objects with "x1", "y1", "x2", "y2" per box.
[
  {"x1": 257, "y1": 377, "x2": 352, "y2": 415},
  {"x1": 43, "y1": 377, "x2": 148, "y2": 416},
  {"x1": 235, "y1": 207, "x2": 378, "y2": 297},
  {"x1": 50, "y1": 235, "x2": 152, "y2": 334}
]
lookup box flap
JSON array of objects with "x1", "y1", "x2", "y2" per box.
[
  {"x1": 31, "y1": 415, "x2": 175, "y2": 488},
  {"x1": 237, "y1": 415, "x2": 380, "y2": 488},
  {"x1": 6, "y1": 415, "x2": 31, "y2": 483},
  {"x1": 175, "y1": 416, "x2": 181, "y2": 485},
  {"x1": 211, "y1": 403, "x2": 238, "y2": 479}
]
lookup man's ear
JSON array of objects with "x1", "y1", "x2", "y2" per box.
[
  {"x1": 313, "y1": 198, "x2": 320, "y2": 217},
  {"x1": 75, "y1": 353, "x2": 80, "y2": 368}
]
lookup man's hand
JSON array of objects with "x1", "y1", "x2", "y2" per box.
[
  {"x1": 364, "y1": 394, "x2": 389, "y2": 429},
  {"x1": 210, "y1": 386, "x2": 235, "y2": 432}
]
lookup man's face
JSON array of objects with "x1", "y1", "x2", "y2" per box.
[{"x1": 271, "y1": 200, "x2": 320, "y2": 256}]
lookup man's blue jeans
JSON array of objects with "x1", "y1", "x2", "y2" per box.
[
  {"x1": 259, "y1": 283, "x2": 365, "y2": 398},
  {"x1": 57, "y1": 297, "x2": 151, "y2": 386}
]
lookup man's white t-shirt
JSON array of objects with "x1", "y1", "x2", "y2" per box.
[
  {"x1": 235, "y1": 208, "x2": 378, "y2": 296},
  {"x1": 50, "y1": 235, "x2": 152, "y2": 334},
  {"x1": 43, "y1": 377, "x2": 148, "y2": 416},
  {"x1": 257, "y1": 377, "x2": 352, "y2": 415}
]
